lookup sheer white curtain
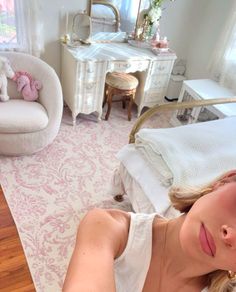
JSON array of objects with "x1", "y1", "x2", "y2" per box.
[
  {"x1": 209, "y1": 2, "x2": 236, "y2": 92},
  {"x1": 0, "y1": 0, "x2": 44, "y2": 56},
  {"x1": 18, "y1": 0, "x2": 44, "y2": 56}
]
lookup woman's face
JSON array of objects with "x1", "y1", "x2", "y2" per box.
[{"x1": 180, "y1": 181, "x2": 236, "y2": 272}]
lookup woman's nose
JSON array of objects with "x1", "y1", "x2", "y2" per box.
[{"x1": 221, "y1": 225, "x2": 236, "y2": 248}]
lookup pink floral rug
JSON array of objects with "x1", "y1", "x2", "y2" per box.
[{"x1": 0, "y1": 104, "x2": 171, "y2": 292}]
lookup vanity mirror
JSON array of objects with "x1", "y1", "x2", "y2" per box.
[
  {"x1": 71, "y1": 13, "x2": 92, "y2": 44},
  {"x1": 89, "y1": 0, "x2": 150, "y2": 40}
]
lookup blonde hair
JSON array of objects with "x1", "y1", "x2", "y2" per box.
[{"x1": 169, "y1": 172, "x2": 236, "y2": 292}]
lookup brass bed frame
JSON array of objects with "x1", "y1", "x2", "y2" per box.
[
  {"x1": 114, "y1": 97, "x2": 236, "y2": 202},
  {"x1": 129, "y1": 97, "x2": 236, "y2": 143}
]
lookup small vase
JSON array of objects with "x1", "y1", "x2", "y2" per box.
[
  {"x1": 146, "y1": 20, "x2": 159, "y2": 40},
  {"x1": 152, "y1": 20, "x2": 160, "y2": 39},
  {"x1": 147, "y1": 24, "x2": 153, "y2": 38}
]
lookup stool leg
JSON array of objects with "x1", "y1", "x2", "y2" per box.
[
  {"x1": 102, "y1": 98, "x2": 106, "y2": 108},
  {"x1": 127, "y1": 94, "x2": 134, "y2": 121},
  {"x1": 122, "y1": 96, "x2": 126, "y2": 109},
  {"x1": 102, "y1": 84, "x2": 108, "y2": 108},
  {"x1": 105, "y1": 88, "x2": 113, "y2": 120}
]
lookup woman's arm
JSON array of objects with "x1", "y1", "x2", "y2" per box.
[{"x1": 63, "y1": 208, "x2": 130, "y2": 292}]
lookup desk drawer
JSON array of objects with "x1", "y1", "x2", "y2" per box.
[
  {"x1": 76, "y1": 93, "x2": 95, "y2": 113},
  {"x1": 77, "y1": 61, "x2": 105, "y2": 81},
  {"x1": 84, "y1": 81, "x2": 97, "y2": 93},
  {"x1": 150, "y1": 60, "x2": 173, "y2": 75},
  {"x1": 108, "y1": 60, "x2": 149, "y2": 73},
  {"x1": 76, "y1": 80, "x2": 98, "y2": 95},
  {"x1": 148, "y1": 74, "x2": 169, "y2": 90}
]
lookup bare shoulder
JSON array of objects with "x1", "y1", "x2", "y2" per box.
[
  {"x1": 77, "y1": 208, "x2": 131, "y2": 258},
  {"x1": 80, "y1": 208, "x2": 130, "y2": 231},
  {"x1": 63, "y1": 209, "x2": 131, "y2": 291}
]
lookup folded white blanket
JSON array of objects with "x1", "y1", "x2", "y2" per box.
[{"x1": 135, "y1": 117, "x2": 236, "y2": 188}]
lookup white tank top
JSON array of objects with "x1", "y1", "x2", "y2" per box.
[
  {"x1": 114, "y1": 212, "x2": 208, "y2": 292},
  {"x1": 114, "y1": 212, "x2": 156, "y2": 292}
]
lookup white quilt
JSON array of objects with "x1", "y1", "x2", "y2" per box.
[{"x1": 135, "y1": 117, "x2": 236, "y2": 189}]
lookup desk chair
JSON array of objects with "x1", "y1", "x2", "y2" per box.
[{"x1": 103, "y1": 72, "x2": 139, "y2": 121}]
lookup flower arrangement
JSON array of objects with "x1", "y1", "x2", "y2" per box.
[
  {"x1": 135, "y1": 0, "x2": 175, "y2": 41},
  {"x1": 145, "y1": 0, "x2": 175, "y2": 26},
  {"x1": 138, "y1": 0, "x2": 175, "y2": 40}
]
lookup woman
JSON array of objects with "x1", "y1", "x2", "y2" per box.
[{"x1": 63, "y1": 170, "x2": 236, "y2": 292}]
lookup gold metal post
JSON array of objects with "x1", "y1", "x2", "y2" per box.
[
  {"x1": 134, "y1": 0, "x2": 142, "y2": 39},
  {"x1": 129, "y1": 97, "x2": 236, "y2": 143}
]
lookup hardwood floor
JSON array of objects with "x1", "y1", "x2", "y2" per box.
[{"x1": 0, "y1": 185, "x2": 35, "y2": 292}]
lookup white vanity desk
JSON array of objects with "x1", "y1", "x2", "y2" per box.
[{"x1": 61, "y1": 42, "x2": 176, "y2": 124}]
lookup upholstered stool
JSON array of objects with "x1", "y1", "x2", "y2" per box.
[{"x1": 103, "y1": 72, "x2": 139, "y2": 121}]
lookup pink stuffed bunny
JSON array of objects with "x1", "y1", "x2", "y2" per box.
[{"x1": 13, "y1": 71, "x2": 42, "y2": 101}]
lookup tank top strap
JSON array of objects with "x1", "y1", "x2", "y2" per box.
[{"x1": 114, "y1": 212, "x2": 157, "y2": 291}]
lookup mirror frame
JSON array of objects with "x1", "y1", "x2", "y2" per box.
[
  {"x1": 71, "y1": 12, "x2": 92, "y2": 42},
  {"x1": 89, "y1": 0, "x2": 121, "y2": 32}
]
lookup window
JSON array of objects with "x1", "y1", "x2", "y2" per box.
[
  {"x1": 0, "y1": 0, "x2": 18, "y2": 49},
  {"x1": 209, "y1": 4, "x2": 236, "y2": 92},
  {"x1": 0, "y1": 0, "x2": 43, "y2": 56}
]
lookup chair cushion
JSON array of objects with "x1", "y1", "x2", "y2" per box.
[
  {"x1": 0, "y1": 99, "x2": 49, "y2": 134},
  {"x1": 106, "y1": 72, "x2": 139, "y2": 90}
]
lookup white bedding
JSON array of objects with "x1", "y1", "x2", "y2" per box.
[
  {"x1": 115, "y1": 144, "x2": 179, "y2": 218},
  {"x1": 135, "y1": 116, "x2": 236, "y2": 189},
  {"x1": 114, "y1": 116, "x2": 236, "y2": 219}
]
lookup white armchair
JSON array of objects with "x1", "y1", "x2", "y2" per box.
[{"x1": 0, "y1": 52, "x2": 63, "y2": 156}]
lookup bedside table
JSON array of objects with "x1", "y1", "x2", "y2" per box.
[{"x1": 170, "y1": 79, "x2": 236, "y2": 126}]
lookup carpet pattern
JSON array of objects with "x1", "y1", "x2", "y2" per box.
[{"x1": 0, "y1": 104, "x2": 171, "y2": 292}]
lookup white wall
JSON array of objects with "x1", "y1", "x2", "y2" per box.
[
  {"x1": 185, "y1": 0, "x2": 234, "y2": 79},
  {"x1": 158, "y1": 0, "x2": 234, "y2": 79},
  {"x1": 40, "y1": 0, "x2": 89, "y2": 76},
  {"x1": 160, "y1": 0, "x2": 197, "y2": 60}
]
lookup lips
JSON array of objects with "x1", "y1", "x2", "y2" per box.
[{"x1": 199, "y1": 223, "x2": 216, "y2": 257}]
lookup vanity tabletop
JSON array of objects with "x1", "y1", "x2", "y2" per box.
[{"x1": 65, "y1": 42, "x2": 176, "y2": 62}]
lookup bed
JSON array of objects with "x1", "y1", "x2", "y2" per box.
[
  {"x1": 111, "y1": 97, "x2": 236, "y2": 218},
  {"x1": 90, "y1": 0, "x2": 121, "y2": 35}
]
